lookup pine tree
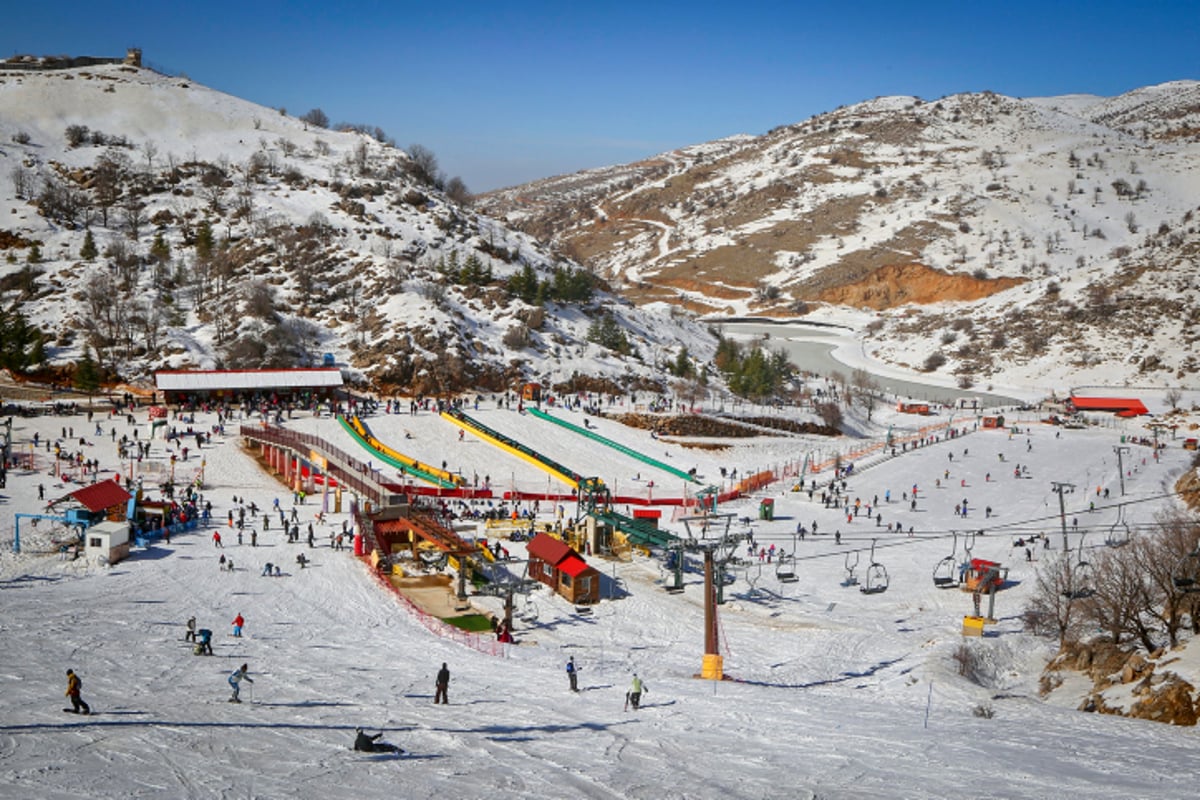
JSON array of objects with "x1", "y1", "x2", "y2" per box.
[
  {"x1": 195, "y1": 220, "x2": 215, "y2": 263},
  {"x1": 74, "y1": 348, "x2": 101, "y2": 394},
  {"x1": 671, "y1": 347, "x2": 693, "y2": 378},
  {"x1": 27, "y1": 243, "x2": 41, "y2": 264},
  {"x1": 150, "y1": 231, "x2": 171, "y2": 264},
  {"x1": 80, "y1": 230, "x2": 98, "y2": 261}
]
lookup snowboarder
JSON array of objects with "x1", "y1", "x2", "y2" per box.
[
  {"x1": 354, "y1": 727, "x2": 402, "y2": 754},
  {"x1": 185, "y1": 616, "x2": 197, "y2": 643},
  {"x1": 228, "y1": 663, "x2": 253, "y2": 703},
  {"x1": 232, "y1": 613, "x2": 245, "y2": 637},
  {"x1": 434, "y1": 662, "x2": 450, "y2": 704},
  {"x1": 64, "y1": 669, "x2": 90, "y2": 714},
  {"x1": 196, "y1": 629, "x2": 213, "y2": 655},
  {"x1": 626, "y1": 674, "x2": 647, "y2": 710},
  {"x1": 567, "y1": 656, "x2": 579, "y2": 692}
]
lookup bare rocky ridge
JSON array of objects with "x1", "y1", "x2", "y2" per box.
[{"x1": 481, "y1": 83, "x2": 1200, "y2": 388}]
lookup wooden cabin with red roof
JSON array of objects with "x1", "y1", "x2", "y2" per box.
[{"x1": 526, "y1": 532, "x2": 600, "y2": 605}]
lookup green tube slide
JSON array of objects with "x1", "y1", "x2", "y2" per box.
[
  {"x1": 337, "y1": 416, "x2": 458, "y2": 489},
  {"x1": 527, "y1": 407, "x2": 697, "y2": 483}
]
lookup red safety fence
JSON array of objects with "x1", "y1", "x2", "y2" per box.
[{"x1": 360, "y1": 557, "x2": 505, "y2": 657}]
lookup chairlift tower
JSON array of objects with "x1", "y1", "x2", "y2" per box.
[
  {"x1": 679, "y1": 513, "x2": 744, "y2": 681},
  {"x1": 1051, "y1": 481, "x2": 1076, "y2": 552},
  {"x1": 472, "y1": 560, "x2": 539, "y2": 632},
  {"x1": 1112, "y1": 445, "x2": 1130, "y2": 496}
]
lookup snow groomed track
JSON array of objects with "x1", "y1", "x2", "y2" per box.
[
  {"x1": 338, "y1": 415, "x2": 462, "y2": 489},
  {"x1": 442, "y1": 408, "x2": 587, "y2": 489},
  {"x1": 526, "y1": 407, "x2": 699, "y2": 484}
]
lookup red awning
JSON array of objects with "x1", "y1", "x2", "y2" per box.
[
  {"x1": 558, "y1": 555, "x2": 594, "y2": 578},
  {"x1": 70, "y1": 479, "x2": 132, "y2": 512}
]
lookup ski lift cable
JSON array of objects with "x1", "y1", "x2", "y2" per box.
[{"x1": 721, "y1": 491, "x2": 1192, "y2": 569}]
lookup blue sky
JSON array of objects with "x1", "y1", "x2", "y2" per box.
[{"x1": 4, "y1": 1, "x2": 1197, "y2": 191}]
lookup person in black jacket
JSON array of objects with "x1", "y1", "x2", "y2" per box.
[
  {"x1": 434, "y1": 663, "x2": 450, "y2": 704},
  {"x1": 354, "y1": 727, "x2": 402, "y2": 753}
]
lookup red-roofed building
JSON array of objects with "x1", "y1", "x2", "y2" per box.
[
  {"x1": 1067, "y1": 397, "x2": 1150, "y2": 417},
  {"x1": 527, "y1": 532, "x2": 600, "y2": 605},
  {"x1": 69, "y1": 478, "x2": 132, "y2": 522}
]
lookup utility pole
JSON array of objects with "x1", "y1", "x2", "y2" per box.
[
  {"x1": 1051, "y1": 481, "x2": 1075, "y2": 552},
  {"x1": 1112, "y1": 445, "x2": 1130, "y2": 496}
]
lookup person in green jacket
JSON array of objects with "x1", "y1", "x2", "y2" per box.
[{"x1": 627, "y1": 673, "x2": 647, "y2": 710}]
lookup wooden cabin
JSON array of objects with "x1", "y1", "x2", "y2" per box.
[{"x1": 527, "y1": 532, "x2": 600, "y2": 605}]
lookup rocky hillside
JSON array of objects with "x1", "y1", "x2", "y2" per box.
[
  {"x1": 480, "y1": 82, "x2": 1200, "y2": 390},
  {"x1": 0, "y1": 61, "x2": 714, "y2": 395}
]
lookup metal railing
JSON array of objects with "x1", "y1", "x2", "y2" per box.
[{"x1": 239, "y1": 425, "x2": 395, "y2": 508}]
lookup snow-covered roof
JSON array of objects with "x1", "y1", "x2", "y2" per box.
[{"x1": 154, "y1": 369, "x2": 343, "y2": 392}]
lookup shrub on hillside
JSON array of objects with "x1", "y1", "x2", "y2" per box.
[{"x1": 921, "y1": 352, "x2": 947, "y2": 372}]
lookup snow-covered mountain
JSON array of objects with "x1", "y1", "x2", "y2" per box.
[
  {"x1": 480, "y1": 82, "x2": 1200, "y2": 391},
  {"x1": 0, "y1": 60, "x2": 713, "y2": 394}
]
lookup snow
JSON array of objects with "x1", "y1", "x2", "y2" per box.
[
  {"x1": 0, "y1": 64, "x2": 714, "y2": 391},
  {"x1": 2, "y1": 388, "x2": 1199, "y2": 799}
]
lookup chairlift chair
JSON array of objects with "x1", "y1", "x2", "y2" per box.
[
  {"x1": 841, "y1": 550, "x2": 860, "y2": 587},
  {"x1": 1063, "y1": 537, "x2": 1095, "y2": 599},
  {"x1": 1172, "y1": 548, "x2": 1200, "y2": 593},
  {"x1": 861, "y1": 539, "x2": 889, "y2": 595},
  {"x1": 1106, "y1": 508, "x2": 1131, "y2": 548},
  {"x1": 1105, "y1": 521, "x2": 1131, "y2": 548},
  {"x1": 1065, "y1": 559, "x2": 1095, "y2": 599},
  {"x1": 933, "y1": 532, "x2": 960, "y2": 588},
  {"x1": 776, "y1": 552, "x2": 798, "y2": 583}
]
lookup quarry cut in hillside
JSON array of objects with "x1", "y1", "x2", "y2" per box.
[{"x1": 813, "y1": 262, "x2": 1025, "y2": 310}]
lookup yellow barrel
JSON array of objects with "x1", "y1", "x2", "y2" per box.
[{"x1": 701, "y1": 653, "x2": 724, "y2": 680}]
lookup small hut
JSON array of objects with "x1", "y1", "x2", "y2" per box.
[
  {"x1": 85, "y1": 520, "x2": 131, "y2": 565},
  {"x1": 526, "y1": 532, "x2": 600, "y2": 605}
]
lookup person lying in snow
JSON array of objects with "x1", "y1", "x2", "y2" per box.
[{"x1": 353, "y1": 728, "x2": 403, "y2": 754}]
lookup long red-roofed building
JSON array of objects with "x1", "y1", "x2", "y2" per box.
[{"x1": 1067, "y1": 396, "x2": 1150, "y2": 417}]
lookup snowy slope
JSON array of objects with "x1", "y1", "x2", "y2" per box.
[
  {"x1": 2, "y1": 390, "x2": 1200, "y2": 798},
  {"x1": 480, "y1": 81, "x2": 1200, "y2": 392},
  {"x1": 0, "y1": 63, "x2": 713, "y2": 394}
]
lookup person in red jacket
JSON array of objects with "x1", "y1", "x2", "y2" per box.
[{"x1": 232, "y1": 613, "x2": 245, "y2": 637}]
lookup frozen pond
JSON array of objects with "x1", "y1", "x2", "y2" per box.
[{"x1": 716, "y1": 320, "x2": 1025, "y2": 408}]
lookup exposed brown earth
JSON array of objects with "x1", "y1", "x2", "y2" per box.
[{"x1": 813, "y1": 262, "x2": 1025, "y2": 309}]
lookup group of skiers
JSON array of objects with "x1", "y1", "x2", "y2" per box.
[{"x1": 564, "y1": 656, "x2": 647, "y2": 709}]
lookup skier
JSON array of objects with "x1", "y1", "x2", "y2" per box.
[
  {"x1": 354, "y1": 727, "x2": 402, "y2": 754},
  {"x1": 212, "y1": 531, "x2": 223, "y2": 548},
  {"x1": 196, "y1": 629, "x2": 213, "y2": 655},
  {"x1": 434, "y1": 662, "x2": 450, "y2": 704},
  {"x1": 228, "y1": 663, "x2": 253, "y2": 703},
  {"x1": 232, "y1": 613, "x2": 245, "y2": 638},
  {"x1": 567, "y1": 656, "x2": 579, "y2": 692},
  {"x1": 64, "y1": 669, "x2": 90, "y2": 714},
  {"x1": 626, "y1": 674, "x2": 647, "y2": 711},
  {"x1": 185, "y1": 616, "x2": 197, "y2": 643}
]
